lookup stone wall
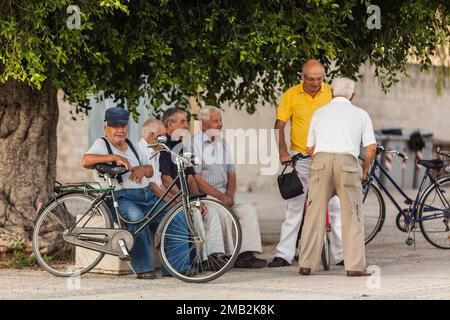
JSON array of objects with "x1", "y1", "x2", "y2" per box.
[
  {"x1": 353, "y1": 63, "x2": 450, "y2": 140},
  {"x1": 56, "y1": 91, "x2": 92, "y2": 183}
]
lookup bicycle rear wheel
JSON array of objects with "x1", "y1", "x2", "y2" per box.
[
  {"x1": 32, "y1": 193, "x2": 112, "y2": 277},
  {"x1": 157, "y1": 198, "x2": 242, "y2": 283},
  {"x1": 362, "y1": 181, "x2": 386, "y2": 245},
  {"x1": 418, "y1": 176, "x2": 450, "y2": 249},
  {"x1": 321, "y1": 232, "x2": 331, "y2": 271}
]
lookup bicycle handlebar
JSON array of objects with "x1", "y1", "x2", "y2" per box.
[
  {"x1": 397, "y1": 152, "x2": 408, "y2": 160},
  {"x1": 148, "y1": 140, "x2": 196, "y2": 167},
  {"x1": 292, "y1": 153, "x2": 311, "y2": 162},
  {"x1": 280, "y1": 153, "x2": 311, "y2": 165},
  {"x1": 376, "y1": 145, "x2": 408, "y2": 160}
]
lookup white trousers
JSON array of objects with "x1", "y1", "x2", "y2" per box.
[
  {"x1": 274, "y1": 155, "x2": 343, "y2": 263},
  {"x1": 192, "y1": 206, "x2": 225, "y2": 260},
  {"x1": 210, "y1": 195, "x2": 263, "y2": 255}
]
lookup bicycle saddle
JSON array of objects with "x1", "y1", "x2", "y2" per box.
[
  {"x1": 95, "y1": 163, "x2": 128, "y2": 176},
  {"x1": 417, "y1": 159, "x2": 443, "y2": 170}
]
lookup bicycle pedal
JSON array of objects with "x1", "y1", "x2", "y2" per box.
[
  {"x1": 117, "y1": 239, "x2": 131, "y2": 260},
  {"x1": 405, "y1": 238, "x2": 414, "y2": 246}
]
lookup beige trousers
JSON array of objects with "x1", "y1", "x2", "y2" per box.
[{"x1": 299, "y1": 153, "x2": 366, "y2": 272}]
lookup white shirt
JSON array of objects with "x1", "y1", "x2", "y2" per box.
[
  {"x1": 137, "y1": 138, "x2": 163, "y2": 187},
  {"x1": 86, "y1": 137, "x2": 150, "y2": 190},
  {"x1": 306, "y1": 97, "x2": 376, "y2": 158}
]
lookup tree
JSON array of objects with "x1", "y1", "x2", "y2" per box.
[{"x1": 0, "y1": 0, "x2": 448, "y2": 252}]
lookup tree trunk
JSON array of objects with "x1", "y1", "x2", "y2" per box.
[{"x1": 0, "y1": 81, "x2": 58, "y2": 254}]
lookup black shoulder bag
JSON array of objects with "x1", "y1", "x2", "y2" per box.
[{"x1": 277, "y1": 164, "x2": 304, "y2": 200}]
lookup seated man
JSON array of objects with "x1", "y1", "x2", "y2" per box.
[
  {"x1": 193, "y1": 106, "x2": 267, "y2": 268},
  {"x1": 81, "y1": 107, "x2": 190, "y2": 279},
  {"x1": 138, "y1": 117, "x2": 226, "y2": 267},
  {"x1": 137, "y1": 119, "x2": 168, "y2": 202}
]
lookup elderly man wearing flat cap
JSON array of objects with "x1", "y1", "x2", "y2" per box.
[{"x1": 81, "y1": 107, "x2": 190, "y2": 279}]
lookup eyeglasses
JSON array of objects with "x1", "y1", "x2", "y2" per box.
[{"x1": 302, "y1": 74, "x2": 324, "y2": 82}]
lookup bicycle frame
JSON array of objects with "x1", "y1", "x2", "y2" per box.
[
  {"x1": 365, "y1": 156, "x2": 449, "y2": 223},
  {"x1": 67, "y1": 147, "x2": 199, "y2": 241}
]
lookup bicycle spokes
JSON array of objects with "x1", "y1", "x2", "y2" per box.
[
  {"x1": 159, "y1": 198, "x2": 241, "y2": 283},
  {"x1": 419, "y1": 177, "x2": 450, "y2": 249}
]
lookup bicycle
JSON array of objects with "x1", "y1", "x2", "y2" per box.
[
  {"x1": 290, "y1": 153, "x2": 331, "y2": 271},
  {"x1": 32, "y1": 135, "x2": 242, "y2": 283},
  {"x1": 362, "y1": 145, "x2": 450, "y2": 249}
]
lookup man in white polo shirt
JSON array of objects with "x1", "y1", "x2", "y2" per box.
[{"x1": 298, "y1": 78, "x2": 377, "y2": 277}]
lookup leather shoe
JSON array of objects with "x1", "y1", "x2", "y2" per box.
[
  {"x1": 234, "y1": 255, "x2": 267, "y2": 269},
  {"x1": 268, "y1": 257, "x2": 291, "y2": 268},
  {"x1": 336, "y1": 260, "x2": 345, "y2": 266},
  {"x1": 347, "y1": 270, "x2": 371, "y2": 277},
  {"x1": 136, "y1": 271, "x2": 157, "y2": 279},
  {"x1": 298, "y1": 267, "x2": 311, "y2": 275}
]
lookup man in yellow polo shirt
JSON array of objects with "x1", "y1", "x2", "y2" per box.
[{"x1": 268, "y1": 59, "x2": 343, "y2": 268}]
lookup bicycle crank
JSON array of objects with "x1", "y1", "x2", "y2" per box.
[
  {"x1": 405, "y1": 222, "x2": 417, "y2": 247},
  {"x1": 396, "y1": 210, "x2": 414, "y2": 233}
]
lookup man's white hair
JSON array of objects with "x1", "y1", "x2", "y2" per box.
[
  {"x1": 141, "y1": 119, "x2": 164, "y2": 138},
  {"x1": 198, "y1": 106, "x2": 222, "y2": 122},
  {"x1": 331, "y1": 77, "x2": 356, "y2": 99}
]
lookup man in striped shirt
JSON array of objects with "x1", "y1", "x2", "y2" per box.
[{"x1": 193, "y1": 106, "x2": 267, "y2": 269}]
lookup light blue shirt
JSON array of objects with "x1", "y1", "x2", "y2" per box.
[{"x1": 192, "y1": 131, "x2": 236, "y2": 193}]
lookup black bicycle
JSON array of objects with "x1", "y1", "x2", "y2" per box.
[
  {"x1": 32, "y1": 135, "x2": 242, "y2": 283},
  {"x1": 362, "y1": 145, "x2": 450, "y2": 248}
]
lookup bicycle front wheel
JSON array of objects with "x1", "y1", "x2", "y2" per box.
[
  {"x1": 32, "y1": 193, "x2": 112, "y2": 277},
  {"x1": 418, "y1": 176, "x2": 450, "y2": 249},
  {"x1": 157, "y1": 198, "x2": 242, "y2": 283},
  {"x1": 362, "y1": 181, "x2": 386, "y2": 245}
]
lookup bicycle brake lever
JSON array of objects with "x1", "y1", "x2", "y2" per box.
[
  {"x1": 392, "y1": 153, "x2": 407, "y2": 166},
  {"x1": 148, "y1": 151, "x2": 159, "y2": 162}
]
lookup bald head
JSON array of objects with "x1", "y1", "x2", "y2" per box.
[
  {"x1": 302, "y1": 59, "x2": 324, "y2": 75},
  {"x1": 141, "y1": 119, "x2": 166, "y2": 145},
  {"x1": 301, "y1": 59, "x2": 325, "y2": 94}
]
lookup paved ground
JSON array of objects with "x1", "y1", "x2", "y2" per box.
[{"x1": 1, "y1": 190, "x2": 449, "y2": 300}]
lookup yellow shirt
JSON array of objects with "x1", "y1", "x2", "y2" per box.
[{"x1": 277, "y1": 82, "x2": 332, "y2": 153}]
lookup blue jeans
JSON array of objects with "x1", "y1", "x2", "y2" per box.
[{"x1": 111, "y1": 187, "x2": 190, "y2": 274}]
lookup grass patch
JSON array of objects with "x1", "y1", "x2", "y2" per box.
[{"x1": 9, "y1": 240, "x2": 51, "y2": 269}]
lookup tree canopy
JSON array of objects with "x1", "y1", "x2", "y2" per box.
[
  {"x1": 1, "y1": 0, "x2": 448, "y2": 117},
  {"x1": 0, "y1": 0, "x2": 449, "y2": 252}
]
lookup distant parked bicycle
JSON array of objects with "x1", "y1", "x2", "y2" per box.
[
  {"x1": 362, "y1": 145, "x2": 450, "y2": 249},
  {"x1": 33, "y1": 135, "x2": 242, "y2": 283}
]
